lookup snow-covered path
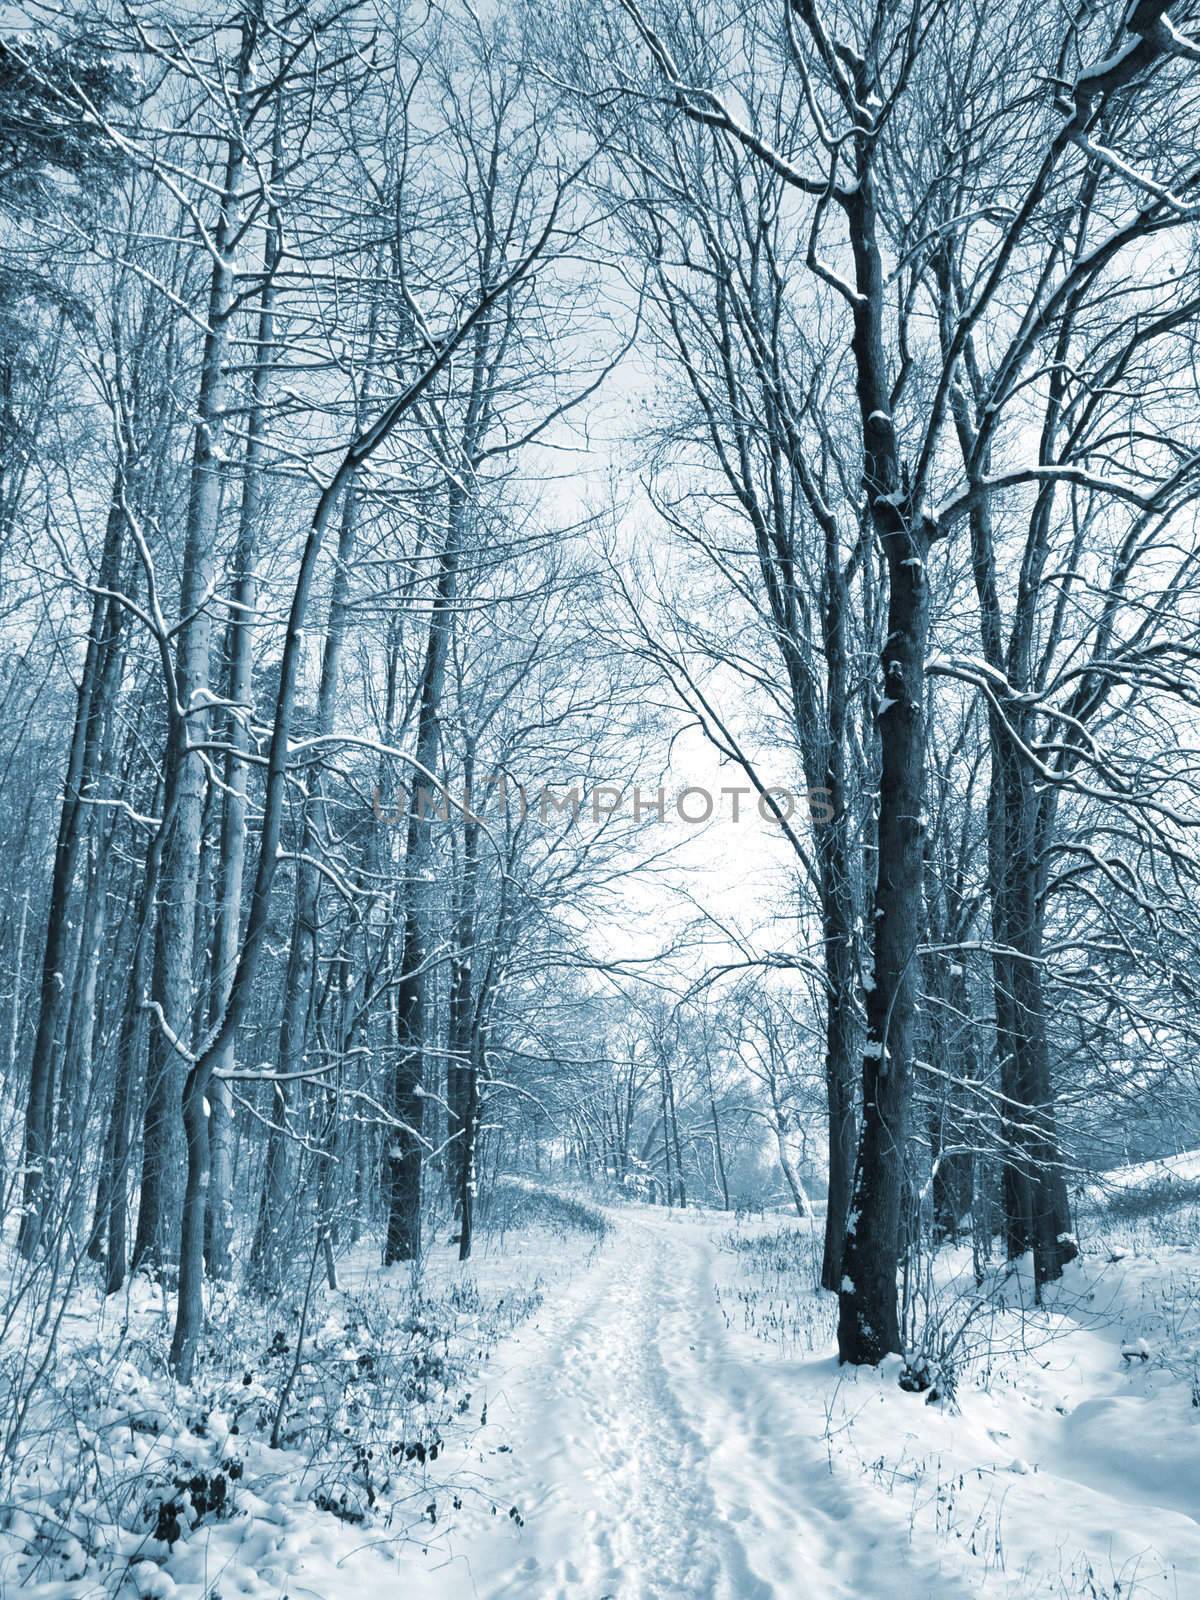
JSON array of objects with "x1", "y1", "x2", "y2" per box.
[
  {"x1": 11, "y1": 1197, "x2": 1200, "y2": 1597},
  {"x1": 408, "y1": 1207, "x2": 974, "y2": 1600}
]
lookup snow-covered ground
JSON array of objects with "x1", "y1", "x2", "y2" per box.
[
  {"x1": 4, "y1": 1173, "x2": 1200, "y2": 1598},
  {"x1": 385, "y1": 1203, "x2": 1200, "y2": 1599}
]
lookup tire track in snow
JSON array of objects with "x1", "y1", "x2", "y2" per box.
[
  {"x1": 541, "y1": 1218, "x2": 765, "y2": 1599},
  {"x1": 481, "y1": 1216, "x2": 758, "y2": 1598},
  {"x1": 421, "y1": 1205, "x2": 982, "y2": 1599}
]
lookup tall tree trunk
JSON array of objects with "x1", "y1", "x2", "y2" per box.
[
  {"x1": 446, "y1": 742, "x2": 477, "y2": 1223},
  {"x1": 836, "y1": 161, "x2": 934, "y2": 1364},
  {"x1": 384, "y1": 253, "x2": 499, "y2": 1264},
  {"x1": 666, "y1": 1063, "x2": 686, "y2": 1207},
  {"x1": 95, "y1": 781, "x2": 166, "y2": 1292},
  {"x1": 208, "y1": 110, "x2": 283, "y2": 1281},
  {"x1": 133, "y1": 37, "x2": 253, "y2": 1271},
  {"x1": 819, "y1": 828, "x2": 859, "y2": 1288},
  {"x1": 249, "y1": 453, "x2": 362, "y2": 1289},
  {"x1": 18, "y1": 491, "x2": 127, "y2": 1256},
  {"x1": 458, "y1": 992, "x2": 488, "y2": 1263},
  {"x1": 707, "y1": 1067, "x2": 729, "y2": 1211},
  {"x1": 996, "y1": 729, "x2": 1076, "y2": 1286},
  {"x1": 838, "y1": 531, "x2": 929, "y2": 1363},
  {"x1": 922, "y1": 931, "x2": 976, "y2": 1244},
  {"x1": 57, "y1": 827, "x2": 114, "y2": 1239},
  {"x1": 658, "y1": 1055, "x2": 674, "y2": 1208},
  {"x1": 816, "y1": 513, "x2": 861, "y2": 1290},
  {"x1": 939, "y1": 249, "x2": 1076, "y2": 1287},
  {"x1": 385, "y1": 485, "x2": 466, "y2": 1263},
  {"x1": 458, "y1": 1047, "x2": 481, "y2": 1262},
  {"x1": 6, "y1": 888, "x2": 28, "y2": 1087}
]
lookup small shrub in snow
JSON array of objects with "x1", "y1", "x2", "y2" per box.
[
  {"x1": 1103, "y1": 1174, "x2": 1200, "y2": 1221},
  {"x1": 480, "y1": 1181, "x2": 610, "y2": 1242},
  {"x1": 718, "y1": 1224, "x2": 836, "y2": 1354}
]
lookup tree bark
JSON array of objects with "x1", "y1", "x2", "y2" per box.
[
  {"x1": 446, "y1": 741, "x2": 478, "y2": 1223},
  {"x1": 458, "y1": 1024, "x2": 482, "y2": 1262},
  {"x1": 133, "y1": 45, "x2": 251, "y2": 1272},
  {"x1": 838, "y1": 528, "x2": 929, "y2": 1363},
  {"x1": 994, "y1": 730, "x2": 1076, "y2": 1285},
  {"x1": 207, "y1": 108, "x2": 282, "y2": 1280},
  {"x1": 385, "y1": 308, "x2": 495, "y2": 1260},
  {"x1": 18, "y1": 491, "x2": 127, "y2": 1256},
  {"x1": 944, "y1": 320, "x2": 1076, "y2": 1286},
  {"x1": 385, "y1": 527, "x2": 459, "y2": 1262},
  {"x1": 707, "y1": 1067, "x2": 730, "y2": 1212},
  {"x1": 836, "y1": 160, "x2": 934, "y2": 1365},
  {"x1": 95, "y1": 779, "x2": 166, "y2": 1292},
  {"x1": 249, "y1": 447, "x2": 365, "y2": 1289}
]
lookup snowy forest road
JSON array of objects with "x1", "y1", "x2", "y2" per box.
[{"x1": 413, "y1": 1206, "x2": 974, "y2": 1600}]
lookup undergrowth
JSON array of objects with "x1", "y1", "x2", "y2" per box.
[
  {"x1": 0, "y1": 1195, "x2": 607, "y2": 1591},
  {"x1": 478, "y1": 1181, "x2": 610, "y2": 1244},
  {"x1": 716, "y1": 1223, "x2": 837, "y2": 1355}
]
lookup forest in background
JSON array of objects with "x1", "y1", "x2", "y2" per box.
[{"x1": 3, "y1": 1, "x2": 1200, "y2": 1567}]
